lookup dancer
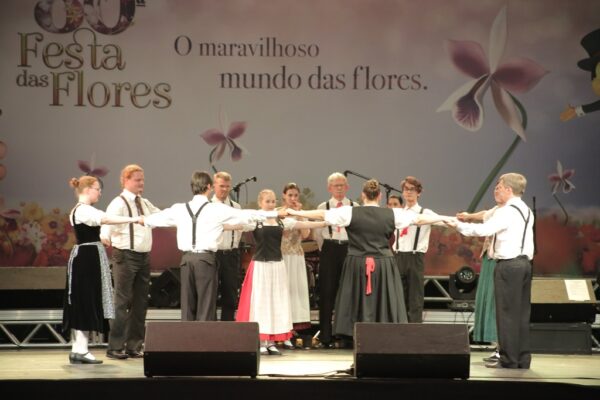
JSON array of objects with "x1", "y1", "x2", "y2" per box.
[
  {"x1": 64, "y1": 175, "x2": 142, "y2": 364},
  {"x1": 101, "y1": 164, "x2": 160, "y2": 360},
  {"x1": 236, "y1": 189, "x2": 328, "y2": 355},
  {"x1": 447, "y1": 173, "x2": 534, "y2": 369},
  {"x1": 313, "y1": 172, "x2": 358, "y2": 348},
  {"x1": 279, "y1": 183, "x2": 312, "y2": 349}
]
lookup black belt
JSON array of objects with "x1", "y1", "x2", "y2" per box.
[
  {"x1": 497, "y1": 255, "x2": 529, "y2": 262},
  {"x1": 324, "y1": 239, "x2": 348, "y2": 245},
  {"x1": 217, "y1": 248, "x2": 239, "y2": 254}
]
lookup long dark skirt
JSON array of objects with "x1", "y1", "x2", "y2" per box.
[
  {"x1": 333, "y1": 255, "x2": 408, "y2": 337},
  {"x1": 62, "y1": 246, "x2": 109, "y2": 335}
]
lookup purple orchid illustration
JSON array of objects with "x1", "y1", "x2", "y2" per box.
[
  {"x1": 548, "y1": 160, "x2": 575, "y2": 225},
  {"x1": 78, "y1": 154, "x2": 108, "y2": 178},
  {"x1": 200, "y1": 109, "x2": 247, "y2": 173},
  {"x1": 437, "y1": 6, "x2": 548, "y2": 211}
]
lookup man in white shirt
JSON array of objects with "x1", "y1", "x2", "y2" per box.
[
  {"x1": 100, "y1": 164, "x2": 160, "y2": 360},
  {"x1": 393, "y1": 176, "x2": 440, "y2": 323},
  {"x1": 143, "y1": 171, "x2": 285, "y2": 321},
  {"x1": 313, "y1": 172, "x2": 358, "y2": 348},
  {"x1": 448, "y1": 173, "x2": 534, "y2": 369},
  {"x1": 211, "y1": 171, "x2": 243, "y2": 321}
]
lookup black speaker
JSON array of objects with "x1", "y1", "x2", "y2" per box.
[
  {"x1": 354, "y1": 323, "x2": 470, "y2": 379},
  {"x1": 149, "y1": 267, "x2": 181, "y2": 308},
  {"x1": 530, "y1": 278, "x2": 597, "y2": 323},
  {"x1": 144, "y1": 321, "x2": 260, "y2": 377}
]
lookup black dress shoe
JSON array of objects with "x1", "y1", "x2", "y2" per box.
[
  {"x1": 69, "y1": 352, "x2": 103, "y2": 364},
  {"x1": 315, "y1": 342, "x2": 335, "y2": 349},
  {"x1": 484, "y1": 361, "x2": 503, "y2": 369},
  {"x1": 106, "y1": 350, "x2": 128, "y2": 360},
  {"x1": 267, "y1": 345, "x2": 282, "y2": 355},
  {"x1": 126, "y1": 350, "x2": 144, "y2": 358},
  {"x1": 483, "y1": 352, "x2": 500, "y2": 362}
]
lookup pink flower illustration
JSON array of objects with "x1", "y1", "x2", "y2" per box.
[
  {"x1": 200, "y1": 109, "x2": 247, "y2": 172},
  {"x1": 437, "y1": 6, "x2": 547, "y2": 140},
  {"x1": 548, "y1": 160, "x2": 575, "y2": 225},
  {"x1": 437, "y1": 6, "x2": 547, "y2": 212},
  {"x1": 78, "y1": 154, "x2": 108, "y2": 178},
  {"x1": 548, "y1": 160, "x2": 575, "y2": 194}
]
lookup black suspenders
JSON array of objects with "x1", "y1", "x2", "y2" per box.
[
  {"x1": 509, "y1": 204, "x2": 531, "y2": 254},
  {"x1": 326, "y1": 200, "x2": 352, "y2": 238},
  {"x1": 120, "y1": 195, "x2": 135, "y2": 250},
  {"x1": 186, "y1": 201, "x2": 209, "y2": 250},
  {"x1": 412, "y1": 207, "x2": 425, "y2": 253}
]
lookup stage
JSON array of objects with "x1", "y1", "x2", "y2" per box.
[{"x1": 0, "y1": 347, "x2": 598, "y2": 400}]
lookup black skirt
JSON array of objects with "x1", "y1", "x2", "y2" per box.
[{"x1": 333, "y1": 255, "x2": 408, "y2": 337}]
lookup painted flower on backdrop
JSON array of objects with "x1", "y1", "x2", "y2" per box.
[
  {"x1": 549, "y1": 160, "x2": 575, "y2": 194},
  {"x1": 78, "y1": 153, "x2": 108, "y2": 178},
  {"x1": 548, "y1": 160, "x2": 575, "y2": 225},
  {"x1": 437, "y1": 6, "x2": 547, "y2": 139},
  {"x1": 437, "y1": 5, "x2": 548, "y2": 212},
  {"x1": 200, "y1": 109, "x2": 248, "y2": 173}
]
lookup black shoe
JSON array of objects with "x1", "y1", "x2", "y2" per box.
[
  {"x1": 315, "y1": 342, "x2": 335, "y2": 349},
  {"x1": 69, "y1": 352, "x2": 103, "y2": 364},
  {"x1": 483, "y1": 352, "x2": 500, "y2": 362},
  {"x1": 267, "y1": 345, "x2": 282, "y2": 355},
  {"x1": 485, "y1": 361, "x2": 505, "y2": 369},
  {"x1": 282, "y1": 340, "x2": 295, "y2": 350},
  {"x1": 106, "y1": 350, "x2": 128, "y2": 360},
  {"x1": 126, "y1": 350, "x2": 144, "y2": 358}
]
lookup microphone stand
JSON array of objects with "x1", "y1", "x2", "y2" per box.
[
  {"x1": 344, "y1": 170, "x2": 403, "y2": 203},
  {"x1": 231, "y1": 178, "x2": 257, "y2": 203}
]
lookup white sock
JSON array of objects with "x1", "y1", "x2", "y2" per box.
[{"x1": 71, "y1": 330, "x2": 89, "y2": 354}]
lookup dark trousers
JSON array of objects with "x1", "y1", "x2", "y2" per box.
[
  {"x1": 216, "y1": 249, "x2": 241, "y2": 321},
  {"x1": 395, "y1": 252, "x2": 424, "y2": 323},
  {"x1": 494, "y1": 256, "x2": 532, "y2": 368},
  {"x1": 180, "y1": 252, "x2": 218, "y2": 321},
  {"x1": 108, "y1": 249, "x2": 150, "y2": 352},
  {"x1": 319, "y1": 240, "x2": 348, "y2": 344}
]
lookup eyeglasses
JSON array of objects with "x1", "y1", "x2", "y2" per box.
[{"x1": 402, "y1": 187, "x2": 417, "y2": 193}]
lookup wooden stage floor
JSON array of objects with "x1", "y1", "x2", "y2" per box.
[
  {"x1": 1, "y1": 348, "x2": 599, "y2": 400},
  {"x1": 0, "y1": 347, "x2": 598, "y2": 384}
]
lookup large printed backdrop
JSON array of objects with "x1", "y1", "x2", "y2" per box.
[{"x1": 1, "y1": 0, "x2": 599, "y2": 276}]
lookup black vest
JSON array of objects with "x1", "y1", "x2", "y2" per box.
[{"x1": 346, "y1": 207, "x2": 395, "y2": 257}]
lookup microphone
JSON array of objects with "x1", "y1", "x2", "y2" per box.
[
  {"x1": 232, "y1": 176, "x2": 257, "y2": 191},
  {"x1": 343, "y1": 170, "x2": 370, "y2": 180}
]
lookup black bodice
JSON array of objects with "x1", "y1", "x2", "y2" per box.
[
  {"x1": 345, "y1": 207, "x2": 395, "y2": 257},
  {"x1": 252, "y1": 222, "x2": 283, "y2": 262}
]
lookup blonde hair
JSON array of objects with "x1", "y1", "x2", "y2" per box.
[
  {"x1": 257, "y1": 189, "x2": 276, "y2": 205},
  {"x1": 214, "y1": 171, "x2": 232, "y2": 182},
  {"x1": 327, "y1": 172, "x2": 347, "y2": 185},
  {"x1": 499, "y1": 173, "x2": 527, "y2": 196},
  {"x1": 69, "y1": 175, "x2": 98, "y2": 196},
  {"x1": 120, "y1": 164, "x2": 144, "y2": 188}
]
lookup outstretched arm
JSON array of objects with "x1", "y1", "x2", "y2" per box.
[{"x1": 287, "y1": 208, "x2": 326, "y2": 220}]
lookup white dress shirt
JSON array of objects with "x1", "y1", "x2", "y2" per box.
[
  {"x1": 100, "y1": 190, "x2": 160, "y2": 253},
  {"x1": 70, "y1": 204, "x2": 104, "y2": 227},
  {"x1": 392, "y1": 203, "x2": 439, "y2": 253},
  {"x1": 211, "y1": 195, "x2": 242, "y2": 250},
  {"x1": 143, "y1": 195, "x2": 276, "y2": 252},
  {"x1": 456, "y1": 197, "x2": 534, "y2": 260}
]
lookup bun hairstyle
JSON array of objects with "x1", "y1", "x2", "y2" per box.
[
  {"x1": 69, "y1": 175, "x2": 98, "y2": 195},
  {"x1": 362, "y1": 179, "x2": 380, "y2": 201}
]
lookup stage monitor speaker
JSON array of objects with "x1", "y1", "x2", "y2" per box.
[
  {"x1": 354, "y1": 323, "x2": 470, "y2": 379},
  {"x1": 149, "y1": 267, "x2": 181, "y2": 308},
  {"x1": 530, "y1": 278, "x2": 597, "y2": 323},
  {"x1": 144, "y1": 321, "x2": 259, "y2": 377}
]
